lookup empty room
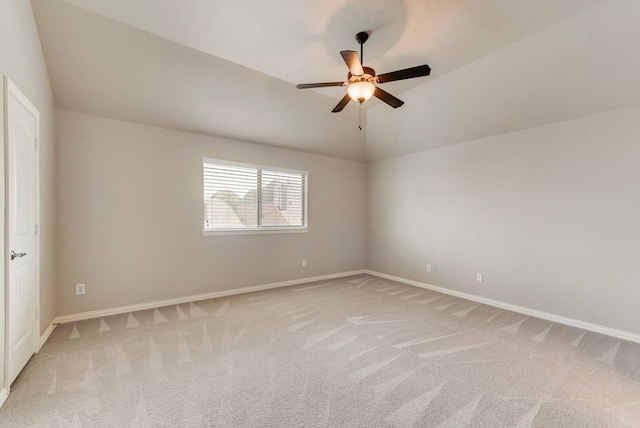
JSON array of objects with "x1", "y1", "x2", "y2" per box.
[{"x1": 2, "y1": 0, "x2": 640, "y2": 426}]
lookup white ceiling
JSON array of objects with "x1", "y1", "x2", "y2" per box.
[
  {"x1": 366, "y1": 0, "x2": 640, "y2": 160},
  {"x1": 57, "y1": 0, "x2": 604, "y2": 95},
  {"x1": 31, "y1": 0, "x2": 617, "y2": 161}
]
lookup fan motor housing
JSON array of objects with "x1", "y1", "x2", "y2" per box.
[{"x1": 348, "y1": 66, "x2": 376, "y2": 84}]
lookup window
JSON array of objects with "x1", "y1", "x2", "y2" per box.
[{"x1": 203, "y1": 158, "x2": 308, "y2": 234}]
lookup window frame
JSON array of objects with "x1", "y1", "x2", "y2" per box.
[{"x1": 202, "y1": 157, "x2": 309, "y2": 236}]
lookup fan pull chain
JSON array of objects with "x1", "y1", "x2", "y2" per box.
[{"x1": 358, "y1": 103, "x2": 363, "y2": 131}]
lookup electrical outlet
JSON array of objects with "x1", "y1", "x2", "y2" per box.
[
  {"x1": 76, "y1": 283, "x2": 86, "y2": 295},
  {"x1": 426, "y1": 264, "x2": 432, "y2": 273},
  {"x1": 476, "y1": 273, "x2": 483, "y2": 282},
  {"x1": 302, "y1": 259, "x2": 307, "y2": 267}
]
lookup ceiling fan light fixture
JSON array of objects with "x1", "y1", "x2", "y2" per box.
[{"x1": 347, "y1": 81, "x2": 375, "y2": 103}]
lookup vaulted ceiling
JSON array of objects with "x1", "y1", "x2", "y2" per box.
[{"x1": 32, "y1": 0, "x2": 639, "y2": 162}]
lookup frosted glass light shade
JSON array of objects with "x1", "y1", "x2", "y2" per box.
[{"x1": 347, "y1": 81, "x2": 375, "y2": 102}]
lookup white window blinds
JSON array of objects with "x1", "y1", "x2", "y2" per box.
[{"x1": 203, "y1": 158, "x2": 308, "y2": 231}]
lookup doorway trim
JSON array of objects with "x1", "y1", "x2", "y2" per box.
[{"x1": 3, "y1": 76, "x2": 41, "y2": 396}]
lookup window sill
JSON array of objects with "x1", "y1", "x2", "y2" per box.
[{"x1": 202, "y1": 228, "x2": 309, "y2": 237}]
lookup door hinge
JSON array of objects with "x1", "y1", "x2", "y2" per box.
[
  {"x1": 34, "y1": 138, "x2": 39, "y2": 149},
  {"x1": 34, "y1": 224, "x2": 39, "y2": 235},
  {"x1": 35, "y1": 309, "x2": 39, "y2": 321}
]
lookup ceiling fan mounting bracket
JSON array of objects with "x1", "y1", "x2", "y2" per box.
[{"x1": 355, "y1": 31, "x2": 369, "y2": 45}]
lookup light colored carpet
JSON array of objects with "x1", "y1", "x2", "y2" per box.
[{"x1": 2, "y1": 275, "x2": 640, "y2": 427}]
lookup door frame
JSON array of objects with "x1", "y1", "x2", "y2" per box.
[{"x1": 3, "y1": 76, "x2": 41, "y2": 392}]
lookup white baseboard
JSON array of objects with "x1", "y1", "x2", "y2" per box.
[
  {"x1": 54, "y1": 270, "x2": 367, "y2": 324},
  {"x1": 0, "y1": 387, "x2": 8, "y2": 409},
  {"x1": 366, "y1": 270, "x2": 640, "y2": 345},
  {"x1": 50, "y1": 268, "x2": 640, "y2": 344},
  {"x1": 37, "y1": 323, "x2": 56, "y2": 352}
]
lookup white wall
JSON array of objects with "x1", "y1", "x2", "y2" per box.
[
  {"x1": 55, "y1": 110, "x2": 366, "y2": 316},
  {"x1": 0, "y1": 0, "x2": 57, "y2": 391},
  {"x1": 367, "y1": 104, "x2": 640, "y2": 335}
]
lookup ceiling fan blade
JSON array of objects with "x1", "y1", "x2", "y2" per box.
[
  {"x1": 340, "y1": 50, "x2": 364, "y2": 76},
  {"x1": 373, "y1": 87, "x2": 404, "y2": 108},
  {"x1": 296, "y1": 82, "x2": 345, "y2": 89},
  {"x1": 332, "y1": 94, "x2": 352, "y2": 113},
  {"x1": 376, "y1": 64, "x2": 431, "y2": 84}
]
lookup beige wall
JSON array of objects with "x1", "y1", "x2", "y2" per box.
[
  {"x1": 367, "y1": 104, "x2": 640, "y2": 335},
  {"x1": 0, "y1": 1, "x2": 57, "y2": 389},
  {"x1": 55, "y1": 110, "x2": 366, "y2": 316}
]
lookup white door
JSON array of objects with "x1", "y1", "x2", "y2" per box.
[{"x1": 6, "y1": 79, "x2": 38, "y2": 385}]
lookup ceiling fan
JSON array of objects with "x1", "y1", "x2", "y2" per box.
[{"x1": 296, "y1": 31, "x2": 431, "y2": 113}]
